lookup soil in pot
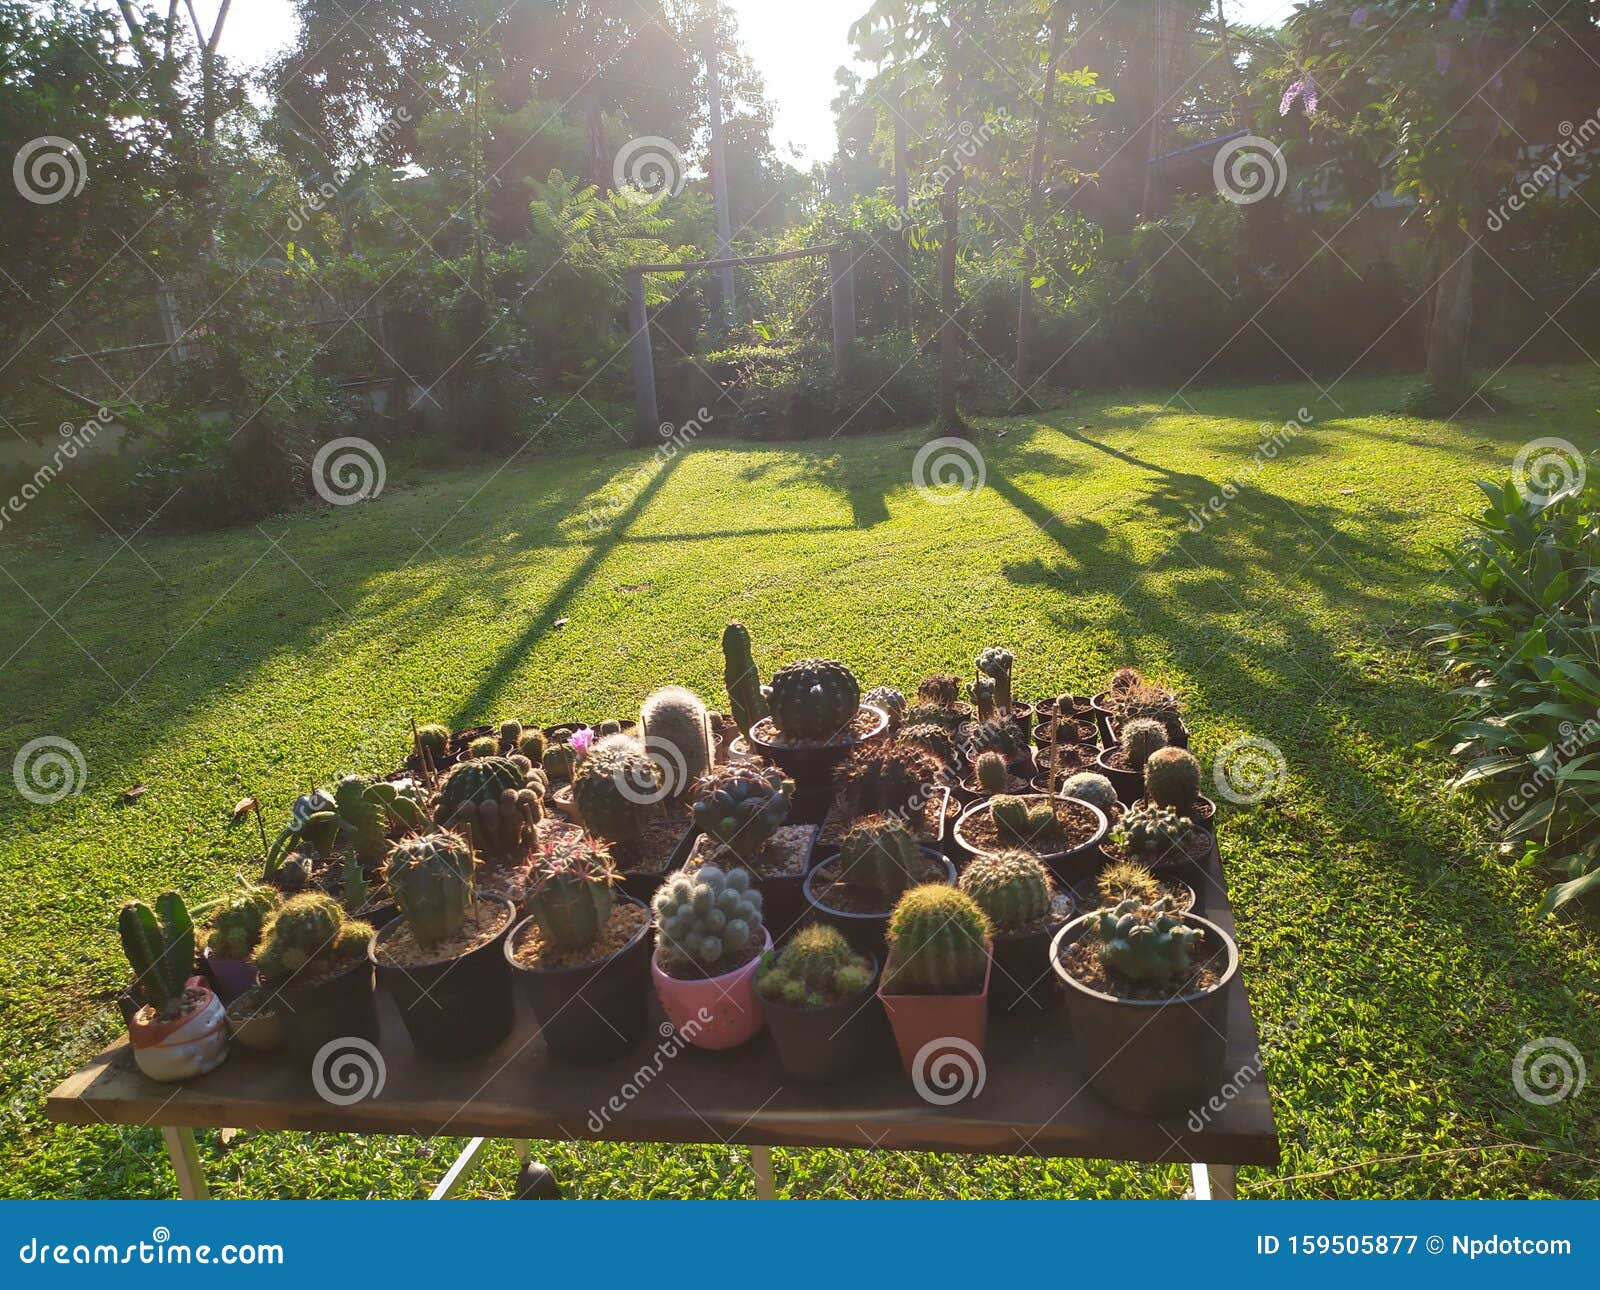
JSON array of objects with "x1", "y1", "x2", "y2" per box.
[
  {"x1": 761, "y1": 957, "x2": 889, "y2": 1081},
  {"x1": 802, "y1": 847, "x2": 956, "y2": 956},
  {"x1": 1093, "y1": 746, "x2": 1149, "y2": 805},
  {"x1": 818, "y1": 784, "x2": 950, "y2": 850},
  {"x1": 954, "y1": 796, "x2": 1107, "y2": 883},
  {"x1": 1051, "y1": 912, "x2": 1237, "y2": 1116},
  {"x1": 686, "y1": 826, "x2": 818, "y2": 944},
  {"x1": 1080, "y1": 870, "x2": 1198, "y2": 918},
  {"x1": 1029, "y1": 745, "x2": 1104, "y2": 792},
  {"x1": 374, "y1": 896, "x2": 515, "y2": 1057},
  {"x1": 591, "y1": 805, "x2": 693, "y2": 905},
  {"x1": 748, "y1": 705, "x2": 889, "y2": 787},
  {"x1": 507, "y1": 899, "x2": 652, "y2": 1064},
  {"x1": 651, "y1": 931, "x2": 771, "y2": 1050},
  {"x1": 1035, "y1": 715, "x2": 1099, "y2": 747},
  {"x1": 989, "y1": 890, "x2": 1075, "y2": 1015}
]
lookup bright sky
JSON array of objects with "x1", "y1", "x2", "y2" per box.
[{"x1": 213, "y1": 1, "x2": 1298, "y2": 168}]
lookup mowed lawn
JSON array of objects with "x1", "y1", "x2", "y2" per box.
[{"x1": 2, "y1": 366, "x2": 1597, "y2": 1199}]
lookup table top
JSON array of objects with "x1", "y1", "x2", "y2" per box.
[{"x1": 47, "y1": 856, "x2": 1279, "y2": 1168}]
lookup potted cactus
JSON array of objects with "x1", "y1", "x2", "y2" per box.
[
  {"x1": 1141, "y1": 745, "x2": 1217, "y2": 833},
  {"x1": 1090, "y1": 667, "x2": 1145, "y2": 742},
  {"x1": 976, "y1": 646, "x2": 1032, "y2": 738},
  {"x1": 863, "y1": 686, "x2": 907, "y2": 733},
  {"x1": 803, "y1": 814, "x2": 957, "y2": 955},
  {"x1": 722, "y1": 622, "x2": 768, "y2": 751},
  {"x1": 433, "y1": 755, "x2": 545, "y2": 857},
  {"x1": 1105, "y1": 679, "x2": 1187, "y2": 747},
  {"x1": 1107, "y1": 801, "x2": 1214, "y2": 876},
  {"x1": 1035, "y1": 692, "x2": 1099, "y2": 748},
  {"x1": 1095, "y1": 859, "x2": 1197, "y2": 918},
  {"x1": 118, "y1": 892, "x2": 229, "y2": 1082},
  {"x1": 690, "y1": 764, "x2": 815, "y2": 940},
  {"x1": 507, "y1": 833, "x2": 652, "y2": 1063},
  {"x1": 748, "y1": 658, "x2": 889, "y2": 786},
  {"x1": 757, "y1": 925, "x2": 885, "y2": 1081},
  {"x1": 960, "y1": 851, "x2": 1074, "y2": 1014},
  {"x1": 823, "y1": 740, "x2": 951, "y2": 851},
  {"x1": 254, "y1": 892, "x2": 377, "y2": 1064},
  {"x1": 1051, "y1": 897, "x2": 1238, "y2": 1115},
  {"x1": 373, "y1": 830, "x2": 515, "y2": 1056},
  {"x1": 952, "y1": 791, "x2": 1107, "y2": 883},
  {"x1": 572, "y1": 733, "x2": 693, "y2": 900},
  {"x1": 649, "y1": 865, "x2": 770, "y2": 1049},
  {"x1": 201, "y1": 887, "x2": 282, "y2": 1003},
  {"x1": 878, "y1": 885, "x2": 993, "y2": 1078},
  {"x1": 1096, "y1": 717, "x2": 1168, "y2": 805},
  {"x1": 640, "y1": 686, "x2": 716, "y2": 797}
]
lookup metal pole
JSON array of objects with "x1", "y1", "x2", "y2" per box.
[
  {"x1": 705, "y1": 28, "x2": 736, "y2": 327},
  {"x1": 627, "y1": 268, "x2": 660, "y2": 445},
  {"x1": 828, "y1": 247, "x2": 856, "y2": 374}
]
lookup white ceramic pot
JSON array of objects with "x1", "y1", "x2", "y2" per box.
[{"x1": 128, "y1": 977, "x2": 230, "y2": 1082}]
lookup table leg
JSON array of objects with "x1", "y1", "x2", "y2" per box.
[
  {"x1": 161, "y1": 1126, "x2": 210, "y2": 1200},
  {"x1": 749, "y1": 1146, "x2": 776, "y2": 1199},
  {"x1": 430, "y1": 1136, "x2": 491, "y2": 1199},
  {"x1": 1190, "y1": 1163, "x2": 1238, "y2": 1199}
]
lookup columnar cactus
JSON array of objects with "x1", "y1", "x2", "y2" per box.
[
  {"x1": 1113, "y1": 802, "x2": 1194, "y2": 861},
  {"x1": 415, "y1": 723, "x2": 452, "y2": 764},
  {"x1": 1061, "y1": 772, "x2": 1119, "y2": 816},
  {"x1": 722, "y1": 622, "x2": 767, "y2": 738},
  {"x1": 525, "y1": 833, "x2": 618, "y2": 953},
  {"x1": 1144, "y1": 746, "x2": 1201, "y2": 812},
  {"x1": 1094, "y1": 898, "x2": 1201, "y2": 984},
  {"x1": 969, "y1": 675, "x2": 997, "y2": 722},
  {"x1": 1120, "y1": 718, "x2": 1169, "y2": 771},
  {"x1": 976, "y1": 646, "x2": 1015, "y2": 714},
  {"x1": 640, "y1": 686, "x2": 714, "y2": 795},
  {"x1": 757, "y1": 925, "x2": 871, "y2": 1008},
  {"x1": 385, "y1": 831, "x2": 476, "y2": 950},
  {"x1": 767, "y1": 659, "x2": 861, "y2": 740},
  {"x1": 572, "y1": 735, "x2": 661, "y2": 851},
  {"x1": 1096, "y1": 861, "x2": 1164, "y2": 907},
  {"x1": 846, "y1": 742, "x2": 941, "y2": 817},
  {"x1": 692, "y1": 764, "x2": 792, "y2": 864},
  {"x1": 884, "y1": 886, "x2": 991, "y2": 995},
  {"x1": 975, "y1": 750, "x2": 1008, "y2": 794},
  {"x1": 118, "y1": 892, "x2": 196, "y2": 1017},
  {"x1": 863, "y1": 686, "x2": 907, "y2": 732},
  {"x1": 960, "y1": 851, "x2": 1052, "y2": 933},
  {"x1": 500, "y1": 719, "x2": 523, "y2": 748},
  {"x1": 838, "y1": 814, "x2": 923, "y2": 905},
  {"x1": 651, "y1": 865, "x2": 766, "y2": 976},
  {"x1": 207, "y1": 888, "x2": 282, "y2": 961},
  {"x1": 255, "y1": 893, "x2": 374, "y2": 982},
  {"x1": 542, "y1": 740, "x2": 578, "y2": 782}
]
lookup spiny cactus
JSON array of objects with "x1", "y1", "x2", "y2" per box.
[
  {"x1": 975, "y1": 750, "x2": 1008, "y2": 794},
  {"x1": 838, "y1": 814, "x2": 923, "y2": 905},
  {"x1": 385, "y1": 831, "x2": 476, "y2": 950},
  {"x1": 965, "y1": 718, "x2": 1026, "y2": 765},
  {"x1": 468, "y1": 735, "x2": 500, "y2": 759},
  {"x1": 597, "y1": 719, "x2": 623, "y2": 737},
  {"x1": 767, "y1": 659, "x2": 861, "y2": 740},
  {"x1": 1120, "y1": 718, "x2": 1169, "y2": 771},
  {"x1": 415, "y1": 723, "x2": 452, "y2": 764},
  {"x1": 884, "y1": 886, "x2": 990, "y2": 995},
  {"x1": 1096, "y1": 861, "x2": 1164, "y2": 907},
  {"x1": 542, "y1": 740, "x2": 578, "y2": 782},
  {"x1": 525, "y1": 833, "x2": 617, "y2": 953},
  {"x1": 572, "y1": 734, "x2": 661, "y2": 851},
  {"x1": 255, "y1": 893, "x2": 374, "y2": 982},
  {"x1": 846, "y1": 741, "x2": 941, "y2": 817},
  {"x1": 651, "y1": 864, "x2": 765, "y2": 976},
  {"x1": 757, "y1": 925, "x2": 871, "y2": 1008},
  {"x1": 266, "y1": 776, "x2": 426, "y2": 871},
  {"x1": 1094, "y1": 898, "x2": 1201, "y2": 984},
  {"x1": 976, "y1": 647, "x2": 1015, "y2": 714},
  {"x1": 1108, "y1": 667, "x2": 1144, "y2": 694},
  {"x1": 206, "y1": 887, "x2": 282, "y2": 961},
  {"x1": 1109, "y1": 681, "x2": 1183, "y2": 738},
  {"x1": 1061, "y1": 771, "x2": 1119, "y2": 816},
  {"x1": 863, "y1": 686, "x2": 907, "y2": 732},
  {"x1": 916, "y1": 673, "x2": 963, "y2": 708},
  {"x1": 436, "y1": 756, "x2": 542, "y2": 856},
  {"x1": 119, "y1": 892, "x2": 196, "y2": 1017},
  {"x1": 1145, "y1": 746, "x2": 1201, "y2": 812},
  {"x1": 692, "y1": 764, "x2": 792, "y2": 864},
  {"x1": 969, "y1": 675, "x2": 997, "y2": 722},
  {"x1": 640, "y1": 686, "x2": 714, "y2": 796},
  {"x1": 500, "y1": 719, "x2": 523, "y2": 748},
  {"x1": 518, "y1": 728, "x2": 548, "y2": 761},
  {"x1": 722, "y1": 622, "x2": 767, "y2": 738},
  {"x1": 1113, "y1": 802, "x2": 1194, "y2": 862},
  {"x1": 991, "y1": 795, "x2": 1064, "y2": 849},
  {"x1": 899, "y1": 722, "x2": 959, "y2": 768},
  {"x1": 960, "y1": 850, "x2": 1053, "y2": 933}
]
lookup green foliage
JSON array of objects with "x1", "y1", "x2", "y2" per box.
[
  {"x1": 721, "y1": 622, "x2": 767, "y2": 738},
  {"x1": 651, "y1": 864, "x2": 765, "y2": 976},
  {"x1": 884, "y1": 885, "x2": 990, "y2": 996},
  {"x1": 206, "y1": 888, "x2": 282, "y2": 962},
  {"x1": 691, "y1": 765, "x2": 792, "y2": 864},
  {"x1": 839, "y1": 814, "x2": 923, "y2": 905},
  {"x1": 757, "y1": 925, "x2": 872, "y2": 1009},
  {"x1": 767, "y1": 659, "x2": 861, "y2": 740},
  {"x1": 118, "y1": 892, "x2": 195, "y2": 1017},
  {"x1": 1093, "y1": 898, "x2": 1201, "y2": 985},
  {"x1": 384, "y1": 831, "x2": 476, "y2": 949},
  {"x1": 960, "y1": 850, "x2": 1052, "y2": 933},
  {"x1": 1144, "y1": 746, "x2": 1202, "y2": 812},
  {"x1": 255, "y1": 893, "x2": 374, "y2": 982},
  {"x1": 572, "y1": 735, "x2": 661, "y2": 848},
  {"x1": 525, "y1": 834, "x2": 617, "y2": 954}
]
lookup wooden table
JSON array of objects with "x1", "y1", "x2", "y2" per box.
[{"x1": 46, "y1": 856, "x2": 1278, "y2": 1200}]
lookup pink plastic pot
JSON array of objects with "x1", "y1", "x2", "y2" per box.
[{"x1": 651, "y1": 931, "x2": 771, "y2": 1050}]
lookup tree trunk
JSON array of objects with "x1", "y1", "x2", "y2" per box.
[
  {"x1": 938, "y1": 24, "x2": 964, "y2": 436},
  {"x1": 1425, "y1": 217, "x2": 1476, "y2": 397},
  {"x1": 1015, "y1": 4, "x2": 1067, "y2": 402}
]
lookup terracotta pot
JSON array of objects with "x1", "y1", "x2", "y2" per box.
[
  {"x1": 878, "y1": 946, "x2": 993, "y2": 1081},
  {"x1": 651, "y1": 930, "x2": 772, "y2": 1050},
  {"x1": 127, "y1": 976, "x2": 229, "y2": 1082}
]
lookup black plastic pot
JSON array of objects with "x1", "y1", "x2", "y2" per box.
[
  {"x1": 802, "y1": 846, "x2": 957, "y2": 957},
  {"x1": 989, "y1": 900, "x2": 1075, "y2": 1015},
  {"x1": 275, "y1": 954, "x2": 379, "y2": 1073},
  {"x1": 1094, "y1": 746, "x2": 1145, "y2": 806},
  {"x1": 1010, "y1": 703, "x2": 1036, "y2": 744},
  {"x1": 1051, "y1": 911, "x2": 1238, "y2": 1116},
  {"x1": 374, "y1": 897, "x2": 516, "y2": 1058},
  {"x1": 756, "y1": 828, "x2": 821, "y2": 945},
  {"x1": 618, "y1": 824, "x2": 697, "y2": 907},
  {"x1": 506, "y1": 897, "x2": 653, "y2": 1064},
  {"x1": 747, "y1": 704, "x2": 890, "y2": 790},
  {"x1": 951, "y1": 795, "x2": 1109, "y2": 886},
  {"x1": 762, "y1": 956, "x2": 889, "y2": 1081},
  {"x1": 1089, "y1": 691, "x2": 1116, "y2": 746}
]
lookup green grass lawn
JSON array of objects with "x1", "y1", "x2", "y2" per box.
[{"x1": 3, "y1": 365, "x2": 1598, "y2": 1198}]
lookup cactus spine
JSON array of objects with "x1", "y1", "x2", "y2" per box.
[
  {"x1": 1144, "y1": 746, "x2": 1201, "y2": 812},
  {"x1": 767, "y1": 659, "x2": 861, "y2": 740},
  {"x1": 975, "y1": 750, "x2": 1008, "y2": 794},
  {"x1": 254, "y1": 893, "x2": 374, "y2": 983},
  {"x1": 884, "y1": 886, "x2": 990, "y2": 995},
  {"x1": 1061, "y1": 771, "x2": 1119, "y2": 815},
  {"x1": 385, "y1": 831, "x2": 477, "y2": 949},
  {"x1": 206, "y1": 887, "x2": 281, "y2": 961},
  {"x1": 651, "y1": 865, "x2": 765, "y2": 976},
  {"x1": 525, "y1": 834, "x2": 617, "y2": 953},
  {"x1": 975, "y1": 646, "x2": 1015, "y2": 714},
  {"x1": 691, "y1": 764, "x2": 792, "y2": 864},
  {"x1": 721, "y1": 622, "x2": 767, "y2": 738},
  {"x1": 757, "y1": 925, "x2": 872, "y2": 1008},
  {"x1": 960, "y1": 851, "x2": 1053, "y2": 933},
  {"x1": 1094, "y1": 898, "x2": 1201, "y2": 984},
  {"x1": 118, "y1": 892, "x2": 196, "y2": 1017},
  {"x1": 863, "y1": 686, "x2": 907, "y2": 732},
  {"x1": 572, "y1": 734, "x2": 661, "y2": 851},
  {"x1": 1120, "y1": 718, "x2": 1168, "y2": 771},
  {"x1": 415, "y1": 723, "x2": 451, "y2": 763},
  {"x1": 838, "y1": 814, "x2": 923, "y2": 905},
  {"x1": 640, "y1": 686, "x2": 714, "y2": 796}
]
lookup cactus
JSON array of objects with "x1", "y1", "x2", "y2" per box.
[
  {"x1": 266, "y1": 775, "x2": 424, "y2": 872},
  {"x1": 975, "y1": 647, "x2": 1015, "y2": 714},
  {"x1": 757, "y1": 925, "x2": 872, "y2": 1008},
  {"x1": 1120, "y1": 718, "x2": 1168, "y2": 771},
  {"x1": 255, "y1": 893, "x2": 374, "y2": 983},
  {"x1": 468, "y1": 735, "x2": 499, "y2": 759},
  {"x1": 542, "y1": 740, "x2": 578, "y2": 782},
  {"x1": 1108, "y1": 681, "x2": 1183, "y2": 739},
  {"x1": 974, "y1": 750, "x2": 1009, "y2": 794},
  {"x1": 863, "y1": 686, "x2": 907, "y2": 732},
  {"x1": 883, "y1": 886, "x2": 990, "y2": 995},
  {"x1": 1061, "y1": 772, "x2": 1119, "y2": 816},
  {"x1": 1094, "y1": 898, "x2": 1201, "y2": 984},
  {"x1": 651, "y1": 864, "x2": 765, "y2": 976},
  {"x1": 767, "y1": 659, "x2": 861, "y2": 740},
  {"x1": 1108, "y1": 667, "x2": 1144, "y2": 694},
  {"x1": 640, "y1": 686, "x2": 714, "y2": 796},
  {"x1": 436, "y1": 756, "x2": 542, "y2": 856},
  {"x1": 899, "y1": 722, "x2": 959, "y2": 768},
  {"x1": 385, "y1": 831, "x2": 476, "y2": 949},
  {"x1": 916, "y1": 673, "x2": 963, "y2": 708},
  {"x1": 960, "y1": 850, "x2": 1053, "y2": 933},
  {"x1": 525, "y1": 833, "x2": 617, "y2": 953},
  {"x1": 1144, "y1": 746, "x2": 1201, "y2": 812},
  {"x1": 990, "y1": 794, "x2": 1065, "y2": 849},
  {"x1": 415, "y1": 723, "x2": 452, "y2": 763},
  {"x1": 206, "y1": 888, "x2": 281, "y2": 961},
  {"x1": 118, "y1": 892, "x2": 196, "y2": 1017},
  {"x1": 969, "y1": 675, "x2": 997, "y2": 722},
  {"x1": 500, "y1": 719, "x2": 523, "y2": 747},
  {"x1": 846, "y1": 741, "x2": 941, "y2": 817},
  {"x1": 722, "y1": 622, "x2": 768, "y2": 738},
  {"x1": 572, "y1": 734, "x2": 661, "y2": 851},
  {"x1": 964, "y1": 718, "x2": 1026, "y2": 765},
  {"x1": 692, "y1": 764, "x2": 792, "y2": 864},
  {"x1": 1096, "y1": 861, "x2": 1164, "y2": 907},
  {"x1": 518, "y1": 728, "x2": 548, "y2": 761},
  {"x1": 437, "y1": 756, "x2": 524, "y2": 821},
  {"x1": 1113, "y1": 802, "x2": 1194, "y2": 862},
  {"x1": 838, "y1": 814, "x2": 923, "y2": 905},
  {"x1": 597, "y1": 719, "x2": 623, "y2": 737}
]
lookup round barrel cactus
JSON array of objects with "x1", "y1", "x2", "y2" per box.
[
  {"x1": 767, "y1": 659, "x2": 861, "y2": 740},
  {"x1": 884, "y1": 885, "x2": 990, "y2": 995},
  {"x1": 960, "y1": 851, "x2": 1052, "y2": 933}
]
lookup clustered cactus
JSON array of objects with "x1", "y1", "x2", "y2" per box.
[
  {"x1": 1109, "y1": 681, "x2": 1183, "y2": 739},
  {"x1": 1094, "y1": 898, "x2": 1201, "y2": 984},
  {"x1": 572, "y1": 734, "x2": 661, "y2": 853},
  {"x1": 838, "y1": 814, "x2": 923, "y2": 905},
  {"x1": 268, "y1": 775, "x2": 427, "y2": 870},
  {"x1": 959, "y1": 851, "x2": 1053, "y2": 933},
  {"x1": 692, "y1": 764, "x2": 793, "y2": 863},
  {"x1": 991, "y1": 794, "x2": 1065, "y2": 849},
  {"x1": 651, "y1": 865, "x2": 765, "y2": 976},
  {"x1": 969, "y1": 675, "x2": 997, "y2": 722},
  {"x1": 883, "y1": 886, "x2": 990, "y2": 995},
  {"x1": 1061, "y1": 771, "x2": 1119, "y2": 815},
  {"x1": 207, "y1": 888, "x2": 282, "y2": 961},
  {"x1": 975, "y1": 750, "x2": 1009, "y2": 794},
  {"x1": 1120, "y1": 717, "x2": 1169, "y2": 771},
  {"x1": 846, "y1": 741, "x2": 941, "y2": 817},
  {"x1": 1144, "y1": 746, "x2": 1201, "y2": 812},
  {"x1": 254, "y1": 892, "x2": 374, "y2": 983},
  {"x1": 518, "y1": 728, "x2": 548, "y2": 761},
  {"x1": 976, "y1": 646, "x2": 1015, "y2": 715},
  {"x1": 435, "y1": 755, "x2": 543, "y2": 856},
  {"x1": 1113, "y1": 802, "x2": 1194, "y2": 862},
  {"x1": 766, "y1": 658, "x2": 861, "y2": 741},
  {"x1": 542, "y1": 738, "x2": 578, "y2": 782},
  {"x1": 721, "y1": 622, "x2": 768, "y2": 738},
  {"x1": 757, "y1": 925, "x2": 872, "y2": 1008},
  {"x1": 1097, "y1": 860, "x2": 1165, "y2": 907},
  {"x1": 863, "y1": 686, "x2": 907, "y2": 732},
  {"x1": 118, "y1": 892, "x2": 197, "y2": 1018},
  {"x1": 524, "y1": 834, "x2": 617, "y2": 953},
  {"x1": 385, "y1": 830, "x2": 476, "y2": 949},
  {"x1": 641, "y1": 686, "x2": 714, "y2": 795}
]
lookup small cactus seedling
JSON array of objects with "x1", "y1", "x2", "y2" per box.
[
  {"x1": 1108, "y1": 667, "x2": 1144, "y2": 694},
  {"x1": 640, "y1": 686, "x2": 714, "y2": 796},
  {"x1": 596, "y1": 719, "x2": 623, "y2": 737},
  {"x1": 767, "y1": 659, "x2": 861, "y2": 740},
  {"x1": 846, "y1": 741, "x2": 941, "y2": 817},
  {"x1": 1120, "y1": 718, "x2": 1169, "y2": 771},
  {"x1": 384, "y1": 831, "x2": 476, "y2": 950},
  {"x1": 916, "y1": 673, "x2": 963, "y2": 708},
  {"x1": 975, "y1": 751, "x2": 1008, "y2": 794},
  {"x1": 883, "y1": 885, "x2": 990, "y2": 995},
  {"x1": 691, "y1": 764, "x2": 792, "y2": 864},
  {"x1": 119, "y1": 892, "x2": 197, "y2": 1018},
  {"x1": 969, "y1": 675, "x2": 997, "y2": 722},
  {"x1": 651, "y1": 865, "x2": 766, "y2": 977},
  {"x1": 572, "y1": 735, "x2": 661, "y2": 852},
  {"x1": 1144, "y1": 746, "x2": 1201, "y2": 812},
  {"x1": 960, "y1": 851, "x2": 1053, "y2": 933},
  {"x1": 838, "y1": 814, "x2": 923, "y2": 905},
  {"x1": 1061, "y1": 772, "x2": 1119, "y2": 816},
  {"x1": 863, "y1": 686, "x2": 907, "y2": 732},
  {"x1": 254, "y1": 893, "x2": 374, "y2": 983},
  {"x1": 757, "y1": 925, "x2": 872, "y2": 1008},
  {"x1": 468, "y1": 735, "x2": 500, "y2": 759},
  {"x1": 1096, "y1": 861, "x2": 1164, "y2": 907},
  {"x1": 975, "y1": 646, "x2": 1015, "y2": 714},
  {"x1": 206, "y1": 887, "x2": 282, "y2": 961},
  {"x1": 721, "y1": 622, "x2": 767, "y2": 738},
  {"x1": 525, "y1": 834, "x2": 618, "y2": 953},
  {"x1": 1113, "y1": 802, "x2": 1194, "y2": 862},
  {"x1": 1094, "y1": 898, "x2": 1201, "y2": 984}
]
